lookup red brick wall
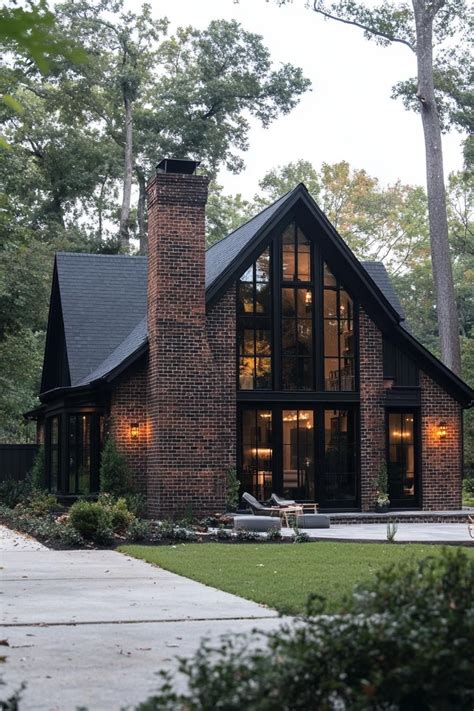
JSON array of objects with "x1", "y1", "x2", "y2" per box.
[
  {"x1": 420, "y1": 371, "x2": 462, "y2": 509},
  {"x1": 359, "y1": 308, "x2": 386, "y2": 511},
  {"x1": 146, "y1": 172, "x2": 234, "y2": 519},
  {"x1": 206, "y1": 284, "x2": 237, "y2": 472},
  {"x1": 108, "y1": 358, "x2": 148, "y2": 494},
  {"x1": 359, "y1": 309, "x2": 463, "y2": 511}
]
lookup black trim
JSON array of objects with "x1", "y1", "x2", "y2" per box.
[
  {"x1": 206, "y1": 186, "x2": 473, "y2": 407},
  {"x1": 385, "y1": 408, "x2": 420, "y2": 509}
]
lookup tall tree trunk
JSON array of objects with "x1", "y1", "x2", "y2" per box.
[
  {"x1": 97, "y1": 171, "x2": 108, "y2": 243},
  {"x1": 135, "y1": 165, "x2": 147, "y2": 254},
  {"x1": 412, "y1": 0, "x2": 461, "y2": 374},
  {"x1": 119, "y1": 95, "x2": 133, "y2": 251}
]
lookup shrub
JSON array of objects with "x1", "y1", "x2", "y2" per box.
[
  {"x1": 125, "y1": 492, "x2": 147, "y2": 518},
  {"x1": 157, "y1": 521, "x2": 198, "y2": 542},
  {"x1": 235, "y1": 529, "x2": 259, "y2": 542},
  {"x1": 216, "y1": 527, "x2": 233, "y2": 540},
  {"x1": 0, "y1": 478, "x2": 31, "y2": 508},
  {"x1": 292, "y1": 527, "x2": 310, "y2": 543},
  {"x1": 136, "y1": 549, "x2": 474, "y2": 710},
  {"x1": 464, "y1": 476, "x2": 474, "y2": 494},
  {"x1": 99, "y1": 437, "x2": 133, "y2": 497},
  {"x1": 28, "y1": 446, "x2": 45, "y2": 489},
  {"x1": 69, "y1": 500, "x2": 114, "y2": 544},
  {"x1": 266, "y1": 527, "x2": 282, "y2": 541},
  {"x1": 126, "y1": 518, "x2": 151, "y2": 542},
  {"x1": 15, "y1": 490, "x2": 57, "y2": 517},
  {"x1": 97, "y1": 494, "x2": 135, "y2": 532},
  {"x1": 226, "y1": 467, "x2": 240, "y2": 511},
  {"x1": 57, "y1": 523, "x2": 85, "y2": 547}
]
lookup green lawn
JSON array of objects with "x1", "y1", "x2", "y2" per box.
[{"x1": 119, "y1": 542, "x2": 474, "y2": 614}]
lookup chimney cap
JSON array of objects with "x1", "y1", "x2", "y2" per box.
[{"x1": 156, "y1": 158, "x2": 200, "y2": 175}]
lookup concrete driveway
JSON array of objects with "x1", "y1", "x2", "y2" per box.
[{"x1": 0, "y1": 531, "x2": 281, "y2": 711}]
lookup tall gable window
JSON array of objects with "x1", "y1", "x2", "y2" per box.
[
  {"x1": 236, "y1": 226, "x2": 357, "y2": 393},
  {"x1": 238, "y1": 248, "x2": 272, "y2": 389},
  {"x1": 323, "y1": 264, "x2": 355, "y2": 391},
  {"x1": 281, "y1": 224, "x2": 313, "y2": 390}
]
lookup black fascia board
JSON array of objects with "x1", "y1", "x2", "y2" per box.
[
  {"x1": 204, "y1": 184, "x2": 473, "y2": 408},
  {"x1": 92, "y1": 341, "x2": 148, "y2": 386},
  {"x1": 205, "y1": 185, "x2": 305, "y2": 306},
  {"x1": 40, "y1": 259, "x2": 71, "y2": 394}
]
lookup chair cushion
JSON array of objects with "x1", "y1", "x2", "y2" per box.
[
  {"x1": 234, "y1": 516, "x2": 282, "y2": 532},
  {"x1": 296, "y1": 514, "x2": 330, "y2": 529}
]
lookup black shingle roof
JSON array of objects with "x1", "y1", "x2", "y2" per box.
[
  {"x1": 48, "y1": 188, "x2": 473, "y2": 406},
  {"x1": 56, "y1": 253, "x2": 147, "y2": 386},
  {"x1": 360, "y1": 261, "x2": 405, "y2": 321},
  {"x1": 205, "y1": 188, "x2": 295, "y2": 290}
]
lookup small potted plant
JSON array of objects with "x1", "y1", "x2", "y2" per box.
[{"x1": 375, "y1": 461, "x2": 390, "y2": 513}]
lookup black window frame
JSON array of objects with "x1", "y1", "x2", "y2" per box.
[
  {"x1": 237, "y1": 246, "x2": 273, "y2": 391},
  {"x1": 385, "y1": 408, "x2": 420, "y2": 508},
  {"x1": 238, "y1": 402, "x2": 360, "y2": 510},
  {"x1": 236, "y1": 214, "x2": 359, "y2": 395},
  {"x1": 323, "y1": 263, "x2": 356, "y2": 392}
]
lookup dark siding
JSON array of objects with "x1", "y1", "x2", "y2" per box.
[
  {"x1": 0, "y1": 444, "x2": 39, "y2": 481},
  {"x1": 41, "y1": 266, "x2": 70, "y2": 392},
  {"x1": 383, "y1": 337, "x2": 419, "y2": 386}
]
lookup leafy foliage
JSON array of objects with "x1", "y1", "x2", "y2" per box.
[
  {"x1": 99, "y1": 437, "x2": 133, "y2": 497},
  {"x1": 68, "y1": 500, "x2": 114, "y2": 544},
  {"x1": 226, "y1": 468, "x2": 240, "y2": 512},
  {"x1": 136, "y1": 549, "x2": 474, "y2": 710},
  {"x1": 29, "y1": 446, "x2": 45, "y2": 490}
]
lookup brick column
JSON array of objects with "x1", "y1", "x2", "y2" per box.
[
  {"x1": 146, "y1": 171, "x2": 229, "y2": 519},
  {"x1": 420, "y1": 371, "x2": 462, "y2": 510},
  {"x1": 359, "y1": 308, "x2": 386, "y2": 510}
]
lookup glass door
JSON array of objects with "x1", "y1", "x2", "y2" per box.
[
  {"x1": 282, "y1": 409, "x2": 315, "y2": 499},
  {"x1": 318, "y1": 408, "x2": 357, "y2": 508},
  {"x1": 240, "y1": 409, "x2": 273, "y2": 501},
  {"x1": 387, "y1": 411, "x2": 418, "y2": 507}
]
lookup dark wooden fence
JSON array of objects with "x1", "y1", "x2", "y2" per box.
[{"x1": 0, "y1": 444, "x2": 39, "y2": 482}]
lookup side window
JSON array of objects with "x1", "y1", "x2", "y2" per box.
[
  {"x1": 323, "y1": 264, "x2": 355, "y2": 391},
  {"x1": 237, "y1": 248, "x2": 272, "y2": 389}
]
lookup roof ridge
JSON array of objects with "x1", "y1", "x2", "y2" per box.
[
  {"x1": 56, "y1": 252, "x2": 147, "y2": 259},
  {"x1": 205, "y1": 186, "x2": 297, "y2": 253}
]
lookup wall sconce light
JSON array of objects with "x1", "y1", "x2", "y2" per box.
[
  {"x1": 437, "y1": 421, "x2": 447, "y2": 440},
  {"x1": 130, "y1": 422, "x2": 139, "y2": 439}
]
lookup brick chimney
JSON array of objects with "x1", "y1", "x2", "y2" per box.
[{"x1": 146, "y1": 158, "x2": 230, "y2": 518}]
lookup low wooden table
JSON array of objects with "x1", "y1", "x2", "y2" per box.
[{"x1": 279, "y1": 506, "x2": 303, "y2": 527}]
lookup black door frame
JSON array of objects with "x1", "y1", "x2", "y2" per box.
[
  {"x1": 385, "y1": 407, "x2": 421, "y2": 509},
  {"x1": 237, "y1": 402, "x2": 360, "y2": 511}
]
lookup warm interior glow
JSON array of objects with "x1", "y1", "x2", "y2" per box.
[
  {"x1": 130, "y1": 422, "x2": 139, "y2": 439},
  {"x1": 437, "y1": 421, "x2": 447, "y2": 439}
]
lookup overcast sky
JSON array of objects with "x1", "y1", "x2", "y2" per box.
[{"x1": 132, "y1": 0, "x2": 464, "y2": 199}]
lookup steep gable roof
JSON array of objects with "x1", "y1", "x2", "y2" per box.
[
  {"x1": 42, "y1": 187, "x2": 473, "y2": 407},
  {"x1": 55, "y1": 252, "x2": 147, "y2": 386},
  {"x1": 205, "y1": 189, "x2": 295, "y2": 291}
]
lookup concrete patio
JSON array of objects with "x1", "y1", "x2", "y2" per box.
[{"x1": 281, "y1": 521, "x2": 473, "y2": 542}]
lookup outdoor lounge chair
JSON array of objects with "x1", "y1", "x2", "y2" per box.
[
  {"x1": 270, "y1": 493, "x2": 319, "y2": 513},
  {"x1": 242, "y1": 492, "x2": 280, "y2": 517}
]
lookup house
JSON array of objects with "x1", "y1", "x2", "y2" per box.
[{"x1": 28, "y1": 158, "x2": 474, "y2": 517}]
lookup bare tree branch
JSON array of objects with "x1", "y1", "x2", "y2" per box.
[{"x1": 311, "y1": 2, "x2": 416, "y2": 52}]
